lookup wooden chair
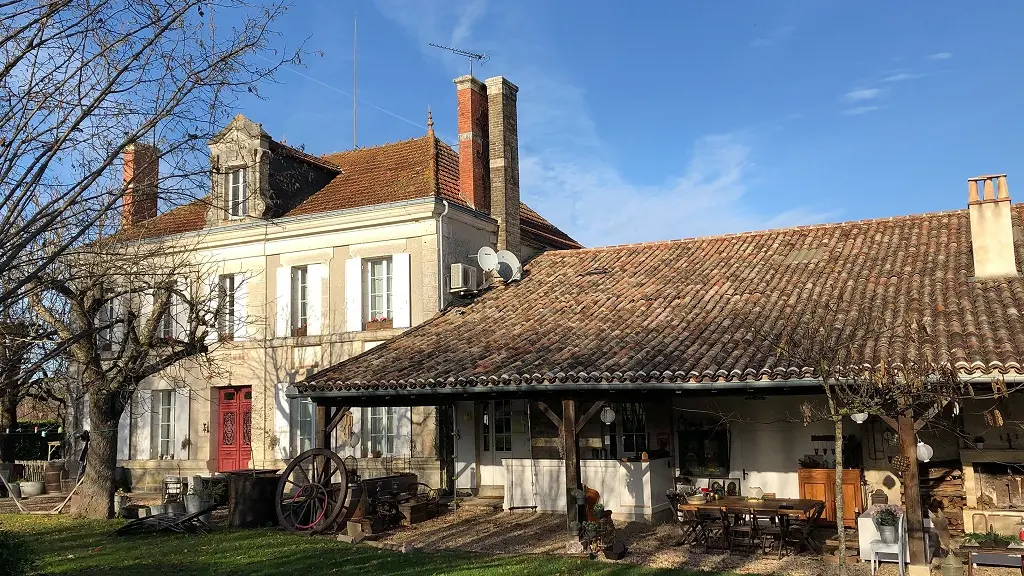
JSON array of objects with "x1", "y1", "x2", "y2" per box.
[
  {"x1": 782, "y1": 502, "x2": 825, "y2": 555},
  {"x1": 760, "y1": 512, "x2": 787, "y2": 558},
  {"x1": 727, "y1": 507, "x2": 758, "y2": 554},
  {"x1": 666, "y1": 493, "x2": 705, "y2": 546},
  {"x1": 697, "y1": 507, "x2": 729, "y2": 551}
]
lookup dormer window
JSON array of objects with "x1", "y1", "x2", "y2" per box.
[{"x1": 228, "y1": 168, "x2": 247, "y2": 217}]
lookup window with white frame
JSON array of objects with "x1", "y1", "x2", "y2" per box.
[
  {"x1": 290, "y1": 266, "x2": 308, "y2": 336},
  {"x1": 618, "y1": 403, "x2": 648, "y2": 457},
  {"x1": 291, "y1": 397, "x2": 315, "y2": 456},
  {"x1": 228, "y1": 168, "x2": 247, "y2": 217},
  {"x1": 218, "y1": 274, "x2": 236, "y2": 339},
  {"x1": 364, "y1": 257, "x2": 393, "y2": 326},
  {"x1": 155, "y1": 390, "x2": 174, "y2": 459},
  {"x1": 369, "y1": 406, "x2": 395, "y2": 455}
]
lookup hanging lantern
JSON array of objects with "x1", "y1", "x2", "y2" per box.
[
  {"x1": 600, "y1": 406, "x2": 616, "y2": 425},
  {"x1": 851, "y1": 412, "x2": 869, "y2": 424},
  {"x1": 917, "y1": 440, "x2": 934, "y2": 463}
]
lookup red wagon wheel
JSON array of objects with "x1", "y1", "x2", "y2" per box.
[{"x1": 276, "y1": 448, "x2": 349, "y2": 533}]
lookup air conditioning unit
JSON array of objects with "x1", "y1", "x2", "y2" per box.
[{"x1": 450, "y1": 263, "x2": 478, "y2": 292}]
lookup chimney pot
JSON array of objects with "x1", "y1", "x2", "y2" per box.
[
  {"x1": 122, "y1": 143, "x2": 159, "y2": 228},
  {"x1": 967, "y1": 174, "x2": 1017, "y2": 278}
]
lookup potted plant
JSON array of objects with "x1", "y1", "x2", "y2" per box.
[
  {"x1": 874, "y1": 505, "x2": 900, "y2": 544},
  {"x1": 185, "y1": 480, "x2": 224, "y2": 524},
  {"x1": 113, "y1": 488, "x2": 130, "y2": 517},
  {"x1": 973, "y1": 436, "x2": 986, "y2": 450},
  {"x1": 364, "y1": 315, "x2": 393, "y2": 330}
]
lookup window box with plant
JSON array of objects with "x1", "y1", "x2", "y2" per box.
[{"x1": 364, "y1": 315, "x2": 393, "y2": 330}]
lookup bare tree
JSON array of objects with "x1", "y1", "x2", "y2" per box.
[
  {"x1": 29, "y1": 235, "x2": 240, "y2": 518},
  {"x1": 0, "y1": 0, "x2": 298, "y2": 314}
]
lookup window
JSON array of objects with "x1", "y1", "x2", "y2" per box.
[
  {"x1": 156, "y1": 390, "x2": 174, "y2": 459},
  {"x1": 218, "y1": 275, "x2": 235, "y2": 339},
  {"x1": 228, "y1": 169, "x2": 247, "y2": 217},
  {"x1": 365, "y1": 257, "x2": 393, "y2": 325},
  {"x1": 158, "y1": 308, "x2": 174, "y2": 339},
  {"x1": 290, "y1": 266, "x2": 308, "y2": 336},
  {"x1": 292, "y1": 397, "x2": 315, "y2": 456},
  {"x1": 98, "y1": 296, "x2": 116, "y2": 350},
  {"x1": 677, "y1": 416, "x2": 730, "y2": 477},
  {"x1": 619, "y1": 403, "x2": 648, "y2": 457},
  {"x1": 369, "y1": 406, "x2": 395, "y2": 455}
]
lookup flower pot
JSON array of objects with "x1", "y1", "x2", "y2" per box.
[
  {"x1": 878, "y1": 525, "x2": 898, "y2": 544},
  {"x1": 185, "y1": 494, "x2": 213, "y2": 524},
  {"x1": 20, "y1": 481, "x2": 44, "y2": 497},
  {"x1": 7, "y1": 482, "x2": 21, "y2": 500},
  {"x1": 167, "y1": 501, "x2": 186, "y2": 516}
]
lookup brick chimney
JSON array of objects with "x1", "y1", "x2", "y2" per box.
[
  {"x1": 454, "y1": 75, "x2": 490, "y2": 212},
  {"x1": 122, "y1": 143, "x2": 159, "y2": 227},
  {"x1": 484, "y1": 76, "x2": 521, "y2": 256},
  {"x1": 968, "y1": 174, "x2": 1018, "y2": 278}
]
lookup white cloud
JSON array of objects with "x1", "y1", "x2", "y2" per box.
[
  {"x1": 450, "y1": 0, "x2": 487, "y2": 46},
  {"x1": 842, "y1": 105, "x2": 880, "y2": 116},
  {"x1": 751, "y1": 25, "x2": 796, "y2": 48},
  {"x1": 881, "y1": 72, "x2": 927, "y2": 82},
  {"x1": 927, "y1": 52, "x2": 953, "y2": 60},
  {"x1": 844, "y1": 88, "x2": 883, "y2": 102}
]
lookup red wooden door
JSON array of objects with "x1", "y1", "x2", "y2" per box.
[{"x1": 217, "y1": 387, "x2": 252, "y2": 471}]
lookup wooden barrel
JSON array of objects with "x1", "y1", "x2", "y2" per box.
[{"x1": 44, "y1": 469, "x2": 62, "y2": 493}]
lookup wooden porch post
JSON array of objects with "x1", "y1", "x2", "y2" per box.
[
  {"x1": 898, "y1": 415, "x2": 928, "y2": 575},
  {"x1": 561, "y1": 398, "x2": 582, "y2": 535},
  {"x1": 315, "y1": 404, "x2": 329, "y2": 449}
]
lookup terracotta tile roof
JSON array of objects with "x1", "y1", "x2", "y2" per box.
[
  {"x1": 299, "y1": 205, "x2": 1024, "y2": 393},
  {"x1": 121, "y1": 132, "x2": 579, "y2": 249}
]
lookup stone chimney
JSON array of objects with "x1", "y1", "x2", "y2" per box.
[
  {"x1": 968, "y1": 174, "x2": 1018, "y2": 278},
  {"x1": 121, "y1": 143, "x2": 159, "y2": 227},
  {"x1": 484, "y1": 76, "x2": 521, "y2": 256},
  {"x1": 454, "y1": 75, "x2": 490, "y2": 212}
]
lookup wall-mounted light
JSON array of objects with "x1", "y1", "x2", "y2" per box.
[
  {"x1": 600, "y1": 406, "x2": 616, "y2": 425},
  {"x1": 851, "y1": 413, "x2": 869, "y2": 424},
  {"x1": 917, "y1": 439, "x2": 934, "y2": 463}
]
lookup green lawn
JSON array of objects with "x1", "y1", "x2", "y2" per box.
[{"x1": 0, "y1": 514, "x2": 740, "y2": 576}]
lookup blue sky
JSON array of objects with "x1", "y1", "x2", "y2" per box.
[{"x1": 238, "y1": 1, "x2": 1024, "y2": 248}]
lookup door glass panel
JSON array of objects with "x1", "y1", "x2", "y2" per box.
[
  {"x1": 242, "y1": 411, "x2": 252, "y2": 446},
  {"x1": 482, "y1": 408, "x2": 490, "y2": 452},
  {"x1": 222, "y1": 412, "x2": 236, "y2": 445},
  {"x1": 223, "y1": 391, "x2": 235, "y2": 401},
  {"x1": 243, "y1": 390, "x2": 251, "y2": 400},
  {"x1": 494, "y1": 401, "x2": 512, "y2": 452}
]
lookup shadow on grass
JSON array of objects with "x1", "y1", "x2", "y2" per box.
[{"x1": 1, "y1": 514, "x2": 751, "y2": 576}]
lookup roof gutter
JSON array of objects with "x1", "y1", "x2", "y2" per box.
[{"x1": 290, "y1": 372, "x2": 1024, "y2": 400}]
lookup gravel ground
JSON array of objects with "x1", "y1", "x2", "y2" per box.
[{"x1": 379, "y1": 508, "x2": 1022, "y2": 576}]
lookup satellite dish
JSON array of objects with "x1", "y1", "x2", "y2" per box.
[
  {"x1": 476, "y1": 246, "x2": 498, "y2": 271},
  {"x1": 495, "y1": 250, "x2": 522, "y2": 282}
]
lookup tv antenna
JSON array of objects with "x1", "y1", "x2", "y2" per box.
[{"x1": 429, "y1": 43, "x2": 489, "y2": 75}]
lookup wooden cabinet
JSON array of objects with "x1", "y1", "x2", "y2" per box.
[{"x1": 798, "y1": 468, "x2": 863, "y2": 527}]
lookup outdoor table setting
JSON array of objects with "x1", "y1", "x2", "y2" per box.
[{"x1": 670, "y1": 494, "x2": 827, "y2": 555}]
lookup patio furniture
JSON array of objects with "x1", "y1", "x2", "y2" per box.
[
  {"x1": 870, "y1": 514, "x2": 906, "y2": 576},
  {"x1": 667, "y1": 493, "x2": 705, "y2": 546},
  {"x1": 674, "y1": 496, "x2": 826, "y2": 554},
  {"x1": 760, "y1": 513, "x2": 788, "y2": 558},
  {"x1": 781, "y1": 501, "x2": 825, "y2": 555},
  {"x1": 697, "y1": 506, "x2": 730, "y2": 551},
  {"x1": 727, "y1": 507, "x2": 758, "y2": 554}
]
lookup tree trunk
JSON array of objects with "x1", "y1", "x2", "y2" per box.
[
  {"x1": 70, "y1": 390, "x2": 122, "y2": 519},
  {"x1": 833, "y1": 415, "x2": 847, "y2": 576},
  {"x1": 0, "y1": 389, "x2": 17, "y2": 462}
]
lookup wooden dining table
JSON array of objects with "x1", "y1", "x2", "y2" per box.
[{"x1": 675, "y1": 496, "x2": 826, "y2": 553}]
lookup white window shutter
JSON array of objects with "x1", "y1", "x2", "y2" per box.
[
  {"x1": 306, "y1": 264, "x2": 324, "y2": 336},
  {"x1": 274, "y1": 383, "x2": 291, "y2": 460},
  {"x1": 173, "y1": 388, "x2": 191, "y2": 460},
  {"x1": 344, "y1": 258, "x2": 362, "y2": 332},
  {"x1": 392, "y1": 253, "x2": 411, "y2": 329},
  {"x1": 233, "y1": 275, "x2": 248, "y2": 341},
  {"x1": 172, "y1": 282, "x2": 187, "y2": 340},
  {"x1": 117, "y1": 403, "x2": 131, "y2": 460},
  {"x1": 111, "y1": 294, "x2": 124, "y2": 349},
  {"x1": 275, "y1": 267, "x2": 291, "y2": 338},
  {"x1": 393, "y1": 407, "x2": 412, "y2": 455},
  {"x1": 133, "y1": 392, "x2": 153, "y2": 460},
  {"x1": 140, "y1": 291, "x2": 153, "y2": 334},
  {"x1": 205, "y1": 275, "x2": 219, "y2": 344}
]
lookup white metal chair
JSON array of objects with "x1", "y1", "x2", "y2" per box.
[{"x1": 870, "y1": 514, "x2": 906, "y2": 576}]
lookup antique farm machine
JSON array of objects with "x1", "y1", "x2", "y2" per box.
[{"x1": 275, "y1": 447, "x2": 442, "y2": 534}]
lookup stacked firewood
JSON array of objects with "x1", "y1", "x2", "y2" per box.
[{"x1": 918, "y1": 460, "x2": 966, "y2": 535}]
